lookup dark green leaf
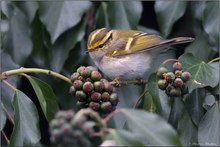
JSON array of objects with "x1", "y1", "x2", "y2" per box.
[
  {"x1": 203, "y1": 1, "x2": 219, "y2": 46},
  {"x1": 177, "y1": 109, "x2": 198, "y2": 146},
  {"x1": 155, "y1": 1, "x2": 187, "y2": 37},
  {"x1": 13, "y1": 1, "x2": 39, "y2": 23},
  {"x1": 185, "y1": 35, "x2": 217, "y2": 62},
  {"x1": 38, "y1": 1, "x2": 91, "y2": 43},
  {"x1": 106, "y1": 1, "x2": 142, "y2": 29},
  {"x1": 203, "y1": 94, "x2": 216, "y2": 110},
  {"x1": 95, "y1": 2, "x2": 109, "y2": 28},
  {"x1": 50, "y1": 21, "x2": 86, "y2": 72},
  {"x1": 190, "y1": 1, "x2": 206, "y2": 20},
  {"x1": 4, "y1": 5, "x2": 32, "y2": 65},
  {"x1": 106, "y1": 129, "x2": 145, "y2": 146},
  {"x1": 146, "y1": 74, "x2": 162, "y2": 114},
  {"x1": 184, "y1": 88, "x2": 205, "y2": 126},
  {"x1": 121, "y1": 109, "x2": 182, "y2": 146},
  {"x1": 0, "y1": 103, "x2": 7, "y2": 131},
  {"x1": 9, "y1": 90, "x2": 40, "y2": 146},
  {"x1": 179, "y1": 53, "x2": 219, "y2": 92},
  {"x1": 24, "y1": 75, "x2": 59, "y2": 121},
  {"x1": 198, "y1": 102, "x2": 220, "y2": 146},
  {"x1": 138, "y1": 25, "x2": 161, "y2": 35}
]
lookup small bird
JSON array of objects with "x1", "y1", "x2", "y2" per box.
[{"x1": 87, "y1": 28, "x2": 194, "y2": 80}]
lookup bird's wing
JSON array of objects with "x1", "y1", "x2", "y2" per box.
[{"x1": 109, "y1": 33, "x2": 193, "y2": 57}]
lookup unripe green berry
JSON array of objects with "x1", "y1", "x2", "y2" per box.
[
  {"x1": 181, "y1": 71, "x2": 191, "y2": 81},
  {"x1": 101, "y1": 102, "x2": 112, "y2": 112},
  {"x1": 104, "y1": 82, "x2": 114, "y2": 93},
  {"x1": 169, "y1": 87, "x2": 181, "y2": 97},
  {"x1": 175, "y1": 70, "x2": 182, "y2": 77},
  {"x1": 55, "y1": 111, "x2": 67, "y2": 119},
  {"x1": 86, "y1": 66, "x2": 98, "y2": 72},
  {"x1": 158, "y1": 79, "x2": 168, "y2": 90},
  {"x1": 101, "y1": 92, "x2": 110, "y2": 102},
  {"x1": 81, "y1": 121, "x2": 96, "y2": 136},
  {"x1": 91, "y1": 92, "x2": 101, "y2": 102},
  {"x1": 100, "y1": 78, "x2": 108, "y2": 83},
  {"x1": 70, "y1": 72, "x2": 80, "y2": 82},
  {"x1": 164, "y1": 72, "x2": 175, "y2": 83},
  {"x1": 60, "y1": 124, "x2": 72, "y2": 135},
  {"x1": 77, "y1": 66, "x2": 86, "y2": 73},
  {"x1": 76, "y1": 101, "x2": 87, "y2": 109},
  {"x1": 173, "y1": 62, "x2": 182, "y2": 71},
  {"x1": 69, "y1": 86, "x2": 76, "y2": 95},
  {"x1": 75, "y1": 90, "x2": 87, "y2": 102},
  {"x1": 94, "y1": 81, "x2": 104, "y2": 92},
  {"x1": 71, "y1": 115, "x2": 87, "y2": 128},
  {"x1": 174, "y1": 78, "x2": 184, "y2": 88},
  {"x1": 91, "y1": 71, "x2": 102, "y2": 81},
  {"x1": 157, "y1": 67, "x2": 168, "y2": 79},
  {"x1": 78, "y1": 76, "x2": 84, "y2": 81},
  {"x1": 83, "y1": 82, "x2": 94, "y2": 93},
  {"x1": 109, "y1": 93, "x2": 118, "y2": 106},
  {"x1": 73, "y1": 130, "x2": 84, "y2": 140},
  {"x1": 89, "y1": 102, "x2": 100, "y2": 111},
  {"x1": 73, "y1": 80, "x2": 83, "y2": 90},
  {"x1": 80, "y1": 67, "x2": 91, "y2": 78}
]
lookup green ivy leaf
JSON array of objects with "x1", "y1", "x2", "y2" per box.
[
  {"x1": 198, "y1": 102, "x2": 220, "y2": 146},
  {"x1": 38, "y1": 1, "x2": 91, "y2": 43},
  {"x1": 121, "y1": 109, "x2": 182, "y2": 146},
  {"x1": 9, "y1": 90, "x2": 41, "y2": 146},
  {"x1": 13, "y1": 1, "x2": 39, "y2": 23},
  {"x1": 184, "y1": 88, "x2": 205, "y2": 126},
  {"x1": 203, "y1": 1, "x2": 219, "y2": 46},
  {"x1": 106, "y1": 1, "x2": 143, "y2": 29},
  {"x1": 4, "y1": 5, "x2": 32, "y2": 65},
  {"x1": 106, "y1": 129, "x2": 145, "y2": 146},
  {"x1": 190, "y1": 1, "x2": 206, "y2": 20},
  {"x1": 185, "y1": 35, "x2": 216, "y2": 62},
  {"x1": 177, "y1": 109, "x2": 198, "y2": 146},
  {"x1": 24, "y1": 75, "x2": 59, "y2": 121},
  {"x1": 50, "y1": 21, "x2": 86, "y2": 72},
  {"x1": 155, "y1": 1, "x2": 187, "y2": 37},
  {"x1": 179, "y1": 53, "x2": 219, "y2": 93}
]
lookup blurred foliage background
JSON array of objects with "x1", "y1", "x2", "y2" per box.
[{"x1": 0, "y1": 1, "x2": 219, "y2": 146}]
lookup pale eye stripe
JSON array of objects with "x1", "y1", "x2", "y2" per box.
[
  {"x1": 98, "y1": 30, "x2": 113, "y2": 45},
  {"x1": 90, "y1": 28, "x2": 107, "y2": 45},
  {"x1": 125, "y1": 37, "x2": 133, "y2": 51}
]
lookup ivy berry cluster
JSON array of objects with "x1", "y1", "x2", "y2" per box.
[
  {"x1": 69, "y1": 66, "x2": 119, "y2": 116},
  {"x1": 157, "y1": 61, "x2": 191, "y2": 97},
  {"x1": 50, "y1": 109, "x2": 105, "y2": 147}
]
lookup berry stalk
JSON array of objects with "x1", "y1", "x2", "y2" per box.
[{"x1": 1, "y1": 67, "x2": 72, "y2": 84}]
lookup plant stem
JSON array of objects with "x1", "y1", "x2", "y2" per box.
[
  {"x1": 103, "y1": 109, "x2": 121, "y2": 123},
  {"x1": 208, "y1": 57, "x2": 220, "y2": 64},
  {"x1": 1, "y1": 130, "x2": 9, "y2": 145},
  {"x1": 1, "y1": 101, "x2": 15, "y2": 125},
  {"x1": 162, "y1": 58, "x2": 179, "y2": 65},
  {"x1": 1, "y1": 67, "x2": 72, "y2": 84},
  {"x1": 3, "y1": 80, "x2": 17, "y2": 91},
  {"x1": 133, "y1": 89, "x2": 148, "y2": 108},
  {"x1": 110, "y1": 79, "x2": 148, "y2": 86}
]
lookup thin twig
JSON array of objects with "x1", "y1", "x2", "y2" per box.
[
  {"x1": 103, "y1": 109, "x2": 121, "y2": 123},
  {"x1": 133, "y1": 89, "x2": 148, "y2": 108},
  {"x1": 208, "y1": 57, "x2": 220, "y2": 64},
  {"x1": 1, "y1": 130, "x2": 9, "y2": 145},
  {"x1": 2, "y1": 104, "x2": 14, "y2": 125}
]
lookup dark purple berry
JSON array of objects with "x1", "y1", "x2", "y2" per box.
[
  {"x1": 173, "y1": 62, "x2": 182, "y2": 70},
  {"x1": 157, "y1": 67, "x2": 168, "y2": 79},
  {"x1": 174, "y1": 78, "x2": 184, "y2": 88},
  {"x1": 94, "y1": 81, "x2": 104, "y2": 92},
  {"x1": 91, "y1": 71, "x2": 102, "y2": 81},
  {"x1": 73, "y1": 80, "x2": 83, "y2": 90},
  {"x1": 89, "y1": 102, "x2": 100, "y2": 111},
  {"x1": 83, "y1": 82, "x2": 94, "y2": 93},
  {"x1": 91, "y1": 92, "x2": 101, "y2": 102},
  {"x1": 101, "y1": 92, "x2": 110, "y2": 102},
  {"x1": 69, "y1": 86, "x2": 76, "y2": 95},
  {"x1": 104, "y1": 82, "x2": 114, "y2": 93},
  {"x1": 75, "y1": 90, "x2": 87, "y2": 102},
  {"x1": 70, "y1": 72, "x2": 80, "y2": 82},
  {"x1": 109, "y1": 93, "x2": 118, "y2": 105},
  {"x1": 101, "y1": 102, "x2": 112, "y2": 112},
  {"x1": 181, "y1": 71, "x2": 191, "y2": 81},
  {"x1": 157, "y1": 79, "x2": 168, "y2": 90},
  {"x1": 181, "y1": 83, "x2": 188, "y2": 95},
  {"x1": 164, "y1": 72, "x2": 175, "y2": 83}
]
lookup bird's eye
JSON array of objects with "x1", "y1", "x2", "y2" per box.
[{"x1": 99, "y1": 44, "x2": 104, "y2": 48}]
